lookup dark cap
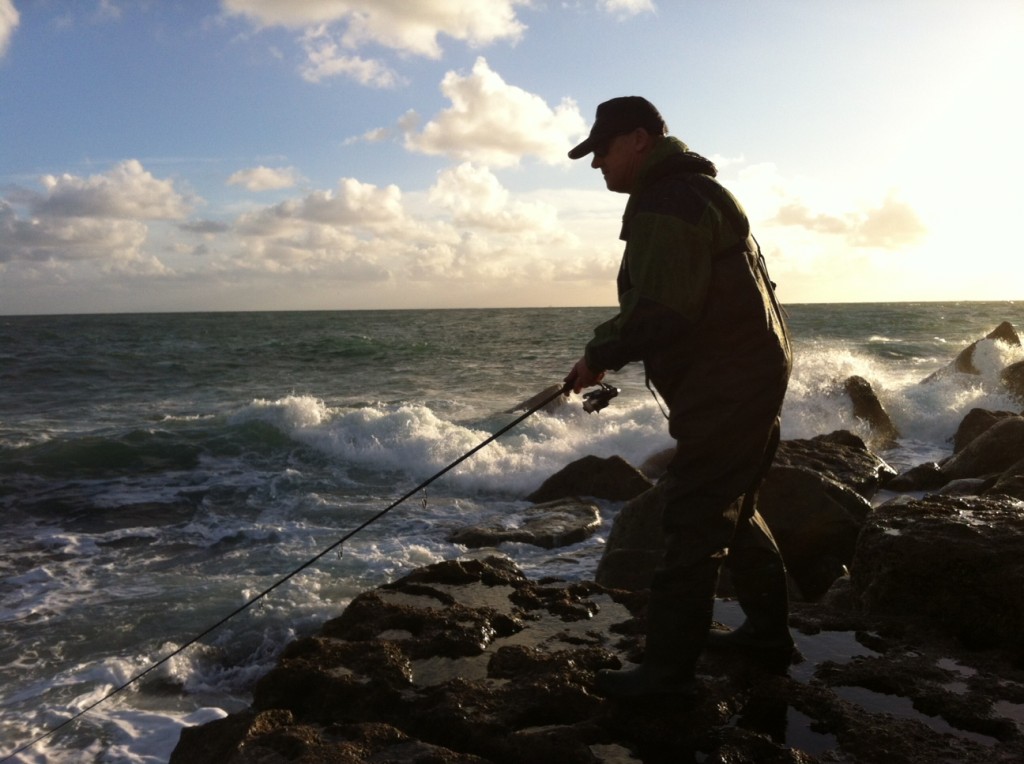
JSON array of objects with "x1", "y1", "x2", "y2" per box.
[{"x1": 568, "y1": 96, "x2": 667, "y2": 160}]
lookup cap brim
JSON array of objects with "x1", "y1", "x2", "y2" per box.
[{"x1": 568, "y1": 136, "x2": 597, "y2": 160}]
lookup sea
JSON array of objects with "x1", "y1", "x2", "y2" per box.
[{"x1": 1, "y1": 302, "x2": 1022, "y2": 762}]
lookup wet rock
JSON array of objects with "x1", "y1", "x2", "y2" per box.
[
  {"x1": 639, "y1": 446, "x2": 676, "y2": 480},
  {"x1": 773, "y1": 431, "x2": 896, "y2": 499},
  {"x1": 953, "y1": 408, "x2": 1019, "y2": 453},
  {"x1": 843, "y1": 375, "x2": 900, "y2": 450},
  {"x1": 595, "y1": 461, "x2": 871, "y2": 601},
  {"x1": 1002, "y1": 360, "x2": 1024, "y2": 405},
  {"x1": 851, "y1": 494, "x2": 1024, "y2": 656},
  {"x1": 594, "y1": 482, "x2": 666, "y2": 592},
  {"x1": 940, "y1": 415, "x2": 1024, "y2": 481},
  {"x1": 449, "y1": 498, "x2": 601, "y2": 550},
  {"x1": 887, "y1": 461, "x2": 946, "y2": 492},
  {"x1": 923, "y1": 321, "x2": 1021, "y2": 382},
  {"x1": 526, "y1": 454, "x2": 653, "y2": 503},
  {"x1": 937, "y1": 477, "x2": 993, "y2": 496},
  {"x1": 983, "y1": 456, "x2": 1024, "y2": 502},
  {"x1": 172, "y1": 556, "x2": 1024, "y2": 764},
  {"x1": 757, "y1": 465, "x2": 871, "y2": 600}
]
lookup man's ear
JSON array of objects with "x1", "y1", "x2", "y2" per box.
[{"x1": 631, "y1": 127, "x2": 655, "y2": 153}]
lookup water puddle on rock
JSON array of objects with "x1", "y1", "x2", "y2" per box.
[{"x1": 834, "y1": 685, "x2": 1000, "y2": 746}]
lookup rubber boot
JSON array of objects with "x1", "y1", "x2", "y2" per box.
[
  {"x1": 707, "y1": 559, "x2": 794, "y2": 666},
  {"x1": 596, "y1": 562, "x2": 718, "y2": 700}
]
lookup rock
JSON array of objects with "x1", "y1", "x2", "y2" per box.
[
  {"x1": 983, "y1": 456, "x2": 1024, "y2": 502},
  {"x1": 1002, "y1": 360, "x2": 1024, "y2": 405},
  {"x1": 887, "y1": 461, "x2": 946, "y2": 492},
  {"x1": 851, "y1": 494, "x2": 1024, "y2": 656},
  {"x1": 936, "y1": 478, "x2": 992, "y2": 496},
  {"x1": 923, "y1": 322, "x2": 1021, "y2": 382},
  {"x1": 594, "y1": 482, "x2": 667, "y2": 591},
  {"x1": 449, "y1": 499, "x2": 601, "y2": 550},
  {"x1": 595, "y1": 461, "x2": 871, "y2": 601},
  {"x1": 757, "y1": 465, "x2": 872, "y2": 600},
  {"x1": 507, "y1": 384, "x2": 568, "y2": 414},
  {"x1": 843, "y1": 375, "x2": 900, "y2": 450},
  {"x1": 172, "y1": 556, "x2": 1024, "y2": 764},
  {"x1": 940, "y1": 415, "x2": 1024, "y2": 481},
  {"x1": 952, "y1": 408, "x2": 1019, "y2": 453},
  {"x1": 639, "y1": 446, "x2": 676, "y2": 480},
  {"x1": 526, "y1": 454, "x2": 653, "y2": 503},
  {"x1": 773, "y1": 431, "x2": 896, "y2": 499}
]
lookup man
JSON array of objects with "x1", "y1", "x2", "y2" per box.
[{"x1": 564, "y1": 96, "x2": 793, "y2": 699}]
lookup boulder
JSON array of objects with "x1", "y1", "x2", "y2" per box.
[
  {"x1": 1002, "y1": 360, "x2": 1024, "y2": 405},
  {"x1": 940, "y1": 415, "x2": 1024, "y2": 481},
  {"x1": 886, "y1": 461, "x2": 946, "y2": 492},
  {"x1": 594, "y1": 482, "x2": 667, "y2": 591},
  {"x1": 851, "y1": 494, "x2": 1024, "y2": 656},
  {"x1": 595, "y1": 461, "x2": 872, "y2": 601},
  {"x1": 843, "y1": 375, "x2": 900, "y2": 450},
  {"x1": 952, "y1": 408, "x2": 1019, "y2": 453},
  {"x1": 449, "y1": 498, "x2": 601, "y2": 550},
  {"x1": 983, "y1": 456, "x2": 1024, "y2": 502},
  {"x1": 773, "y1": 431, "x2": 896, "y2": 499},
  {"x1": 639, "y1": 446, "x2": 676, "y2": 479},
  {"x1": 526, "y1": 454, "x2": 653, "y2": 503},
  {"x1": 923, "y1": 321, "x2": 1021, "y2": 382},
  {"x1": 757, "y1": 465, "x2": 872, "y2": 600}
]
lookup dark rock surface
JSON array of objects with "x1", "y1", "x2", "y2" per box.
[
  {"x1": 1003, "y1": 360, "x2": 1024, "y2": 405},
  {"x1": 852, "y1": 494, "x2": 1024, "y2": 658},
  {"x1": 596, "y1": 435, "x2": 879, "y2": 601},
  {"x1": 594, "y1": 481, "x2": 667, "y2": 592},
  {"x1": 941, "y1": 415, "x2": 1024, "y2": 482},
  {"x1": 757, "y1": 465, "x2": 870, "y2": 600},
  {"x1": 527, "y1": 454, "x2": 653, "y2": 503},
  {"x1": 172, "y1": 555, "x2": 1024, "y2": 764},
  {"x1": 842, "y1": 374, "x2": 900, "y2": 450},
  {"x1": 952, "y1": 408, "x2": 1019, "y2": 453},
  {"x1": 773, "y1": 431, "x2": 896, "y2": 499},
  {"x1": 449, "y1": 498, "x2": 601, "y2": 550}
]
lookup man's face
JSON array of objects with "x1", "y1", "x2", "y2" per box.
[{"x1": 591, "y1": 130, "x2": 643, "y2": 193}]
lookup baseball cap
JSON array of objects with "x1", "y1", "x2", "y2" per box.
[{"x1": 568, "y1": 96, "x2": 667, "y2": 160}]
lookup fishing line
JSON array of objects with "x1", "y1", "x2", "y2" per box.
[{"x1": 2, "y1": 381, "x2": 573, "y2": 761}]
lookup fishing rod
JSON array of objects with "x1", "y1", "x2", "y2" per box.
[{"x1": 3, "y1": 379, "x2": 618, "y2": 760}]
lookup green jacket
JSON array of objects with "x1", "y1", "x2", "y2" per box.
[{"x1": 584, "y1": 137, "x2": 790, "y2": 439}]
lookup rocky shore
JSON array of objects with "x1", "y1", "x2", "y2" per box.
[{"x1": 171, "y1": 325, "x2": 1024, "y2": 763}]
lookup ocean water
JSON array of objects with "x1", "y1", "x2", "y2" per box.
[{"x1": 1, "y1": 303, "x2": 1022, "y2": 762}]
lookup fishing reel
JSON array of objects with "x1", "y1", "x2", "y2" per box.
[{"x1": 582, "y1": 383, "x2": 619, "y2": 413}]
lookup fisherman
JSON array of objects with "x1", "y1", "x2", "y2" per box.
[{"x1": 564, "y1": 96, "x2": 793, "y2": 698}]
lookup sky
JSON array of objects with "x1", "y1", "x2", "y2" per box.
[{"x1": 1, "y1": 0, "x2": 1022, "y2": 315}]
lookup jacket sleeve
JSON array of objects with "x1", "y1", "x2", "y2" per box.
[{"x1": 584, "y1": 209, "x2": 715, "y2": 372}]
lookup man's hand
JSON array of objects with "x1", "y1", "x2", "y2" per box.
[{"x1": 564, "y1": 356, "x2": 606, "y2": 394}]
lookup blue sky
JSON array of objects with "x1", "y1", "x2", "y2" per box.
[{"x1": 1, "y1": 0, "x2": 1021, "y2": 314}]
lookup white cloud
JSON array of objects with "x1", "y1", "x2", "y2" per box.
[
  {"x1": 1, "y1": 0, "x2": 20, "y2": 57},
  {"x1": 403, "y1": 57, "x2": 588, "y2": 168},
  {"x1": 298, "y1": 25, "x2": 400, "y2": 86},
  {"x1": 429, "y1": 162, "x2": 558, "y2": 232},
  {"x1": 773, "y1": 194, "x2": 926, "y2": 250},
  {"x1": 599, "y1": 0, "x2": 656, "y2": 18},
  {"x1": 0, "y1": 161, "x2": 189, "y2": 268},
  {"x1": 223, "y1": 0, "x2": 528, "y2": 84},
  {"x1": 36, "y1": 160, "x2": 190, "y2": 220},
  {"x1": 227, "y1": 165, "x2": 302, "y2": 191}
]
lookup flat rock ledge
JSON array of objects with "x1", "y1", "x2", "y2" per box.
[{"x1": 171, "y1": 556, "x2": 1024, "y2": 764}]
